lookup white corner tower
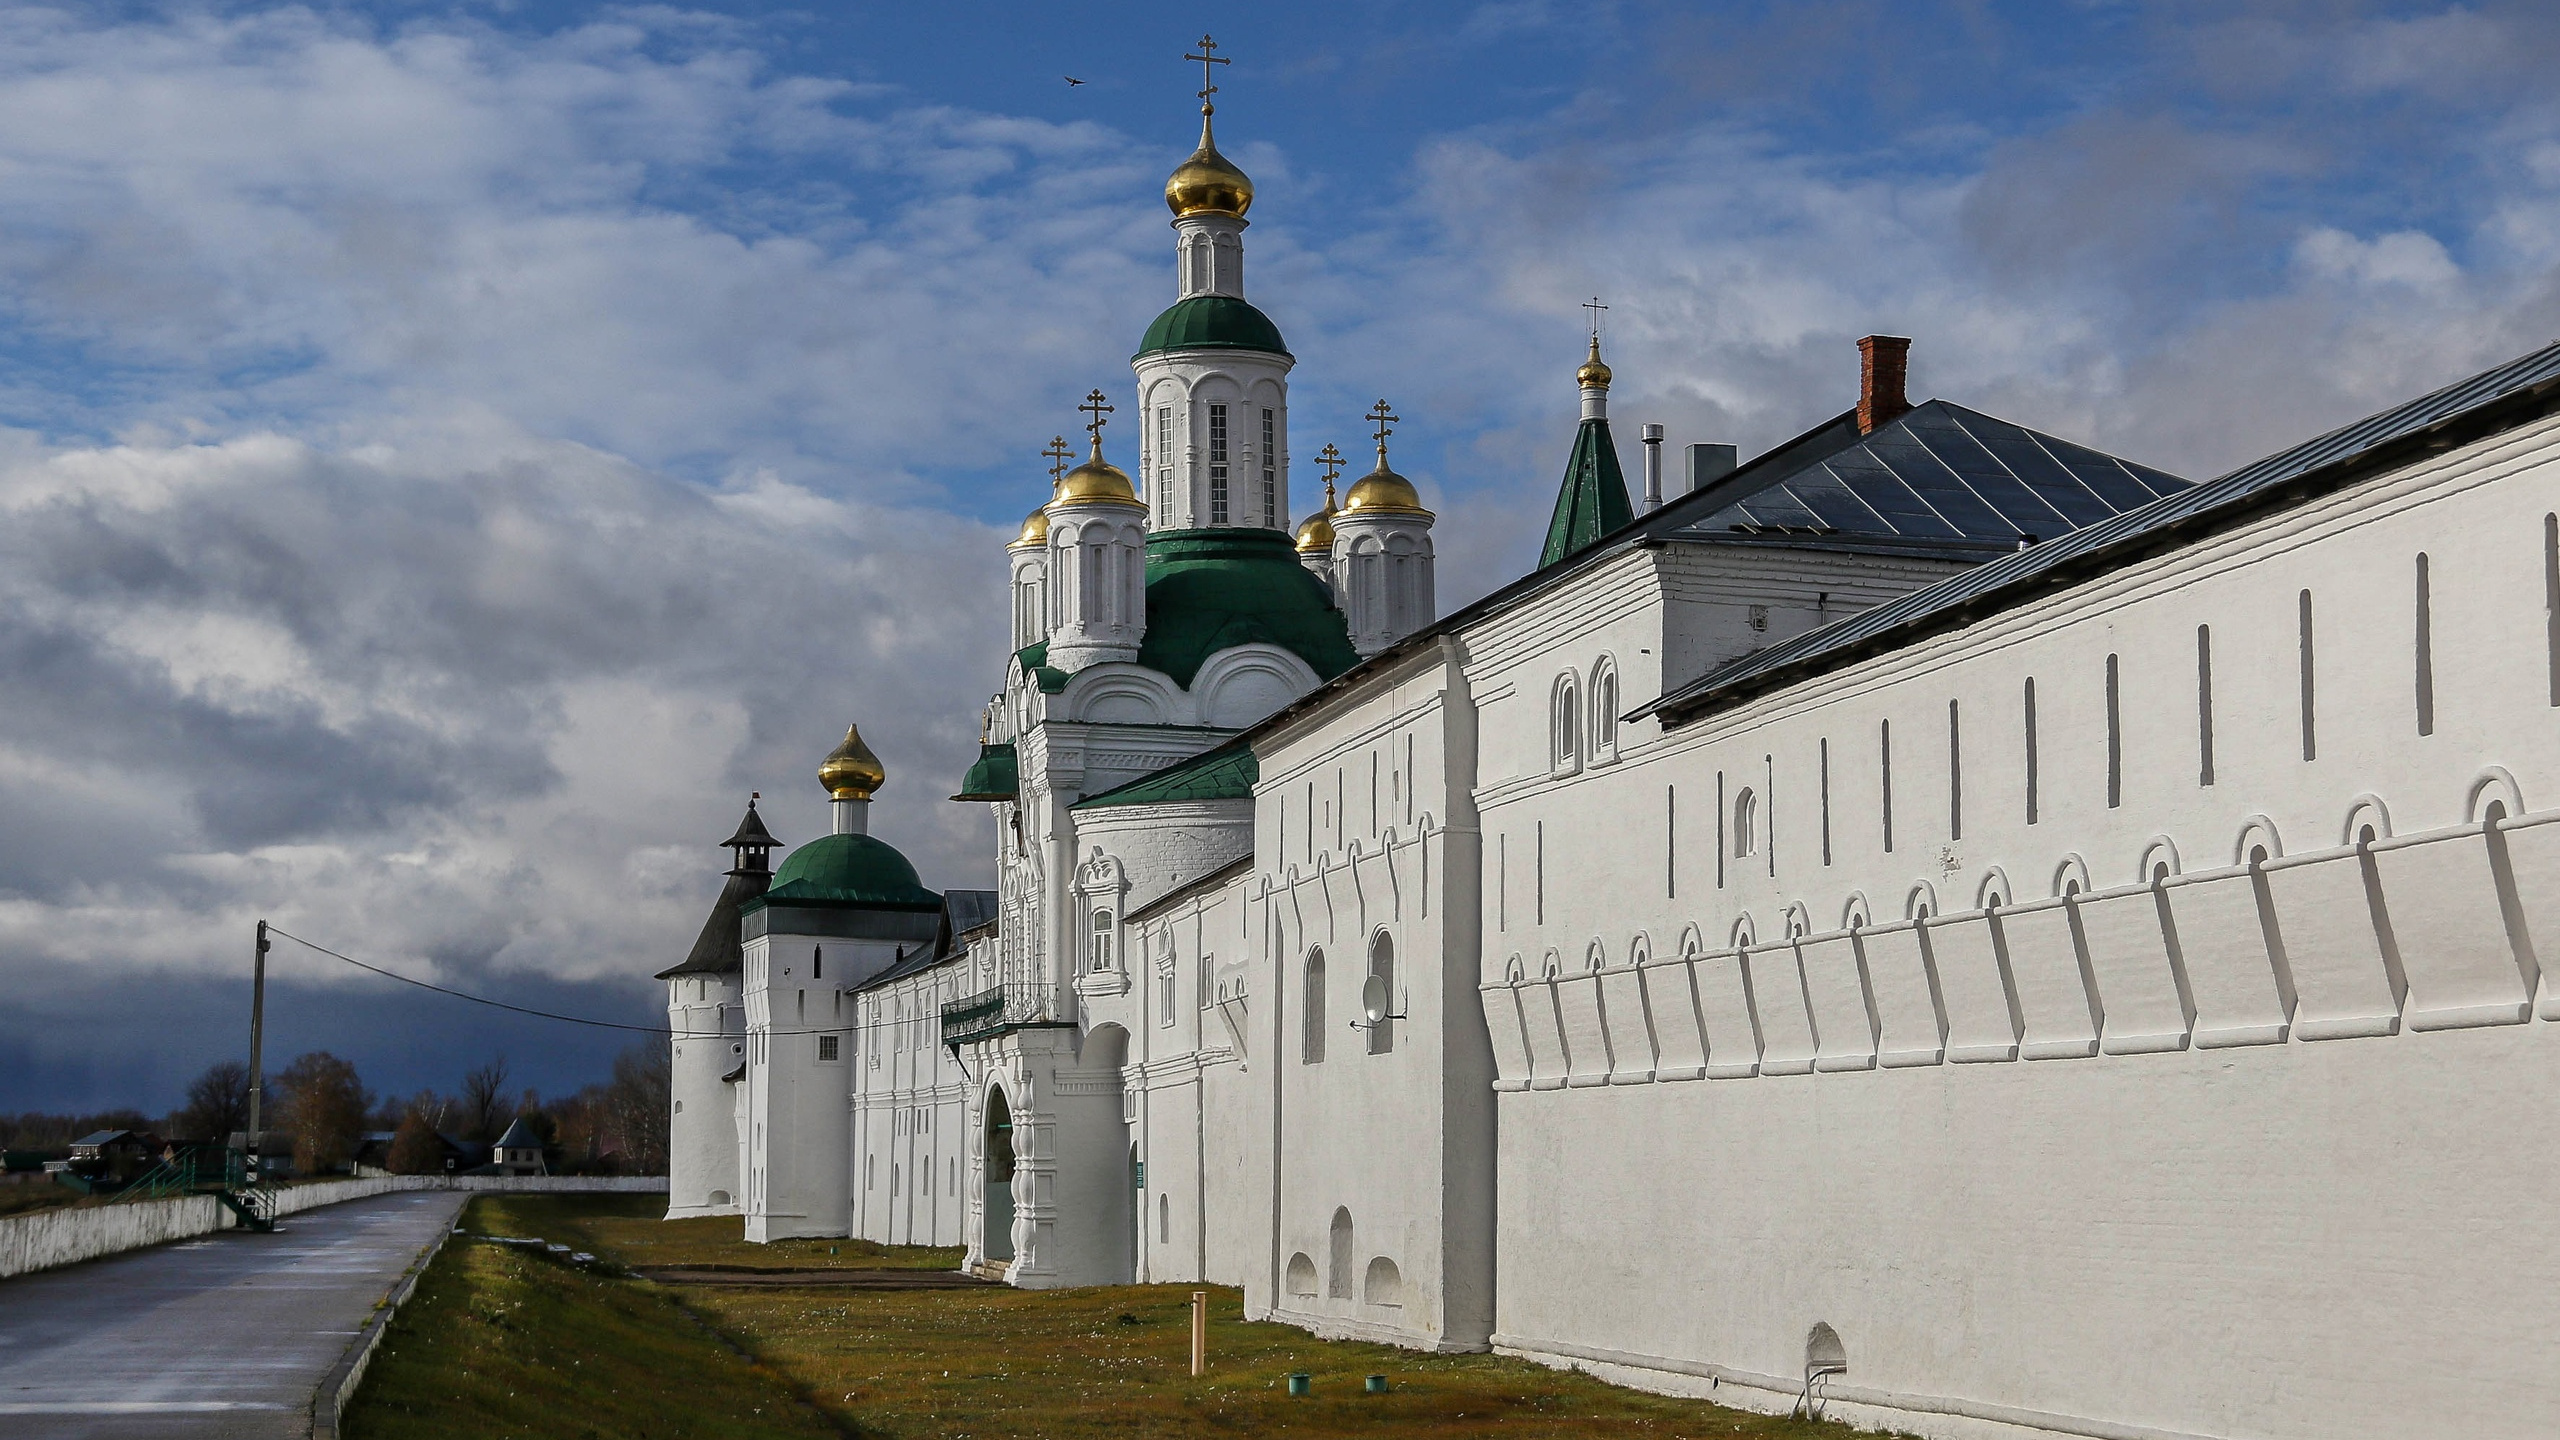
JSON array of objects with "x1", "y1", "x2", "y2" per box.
[
  {"x1": 659, "y1": 796, "x2": 773, "y2": 1219},
  {"x1": 1042, "y1": 393, "x2": 1150, "y2": 672},
  {"x1": 1330, "y1": 399, "x2": 1437, "y2": 657},
  {"x1": 1130, "y1": 36, "x2": 1294, "y2": 533}
]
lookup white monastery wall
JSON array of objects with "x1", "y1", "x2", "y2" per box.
[
  {"x1": 1475, "y1": 414, "x2": 2560, "y2": 1440},
  {"x1": 1247, "y1": 640, "x2": 1496, "y2": 1350},
  {"x1": 739, "y1": 929, "x2": 880, "y2": 1241},
  {"x1": 852, "y1": 958, "x2": 971, "y2": 1247}
]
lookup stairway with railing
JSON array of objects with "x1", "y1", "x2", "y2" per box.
[{"x1": 111, "y1": 1145, "x2": 276, "y2": 1231}]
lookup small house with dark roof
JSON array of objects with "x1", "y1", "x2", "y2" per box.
[{"x1": 491, "y1": 1117, "x2": 547, "y2": 1176}]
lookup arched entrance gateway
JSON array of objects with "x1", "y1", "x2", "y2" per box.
[{"x1": 981, "y1": 1085, "x2": 1015, "y2": 1265}]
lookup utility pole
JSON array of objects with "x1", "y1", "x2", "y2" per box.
[{"x1": 246, "y1": 920, "x2": 269, "y2": 1186}]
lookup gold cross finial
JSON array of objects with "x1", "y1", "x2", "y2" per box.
[
  {"x1": 1043, "y1": 435, "x2": 1073, "y2": 484},
  {"x1": 1184, "y1": 34, "x2": 1230, "y2": 115},
  {"x1": 1582, "y1": 296, "x2": 1608, "y2": 341},
  {"x1": 1367, "y1": 399, "x2": 1398, "y2": 465},
  {"x1": 1079, "y1": 390, "x2": 1113, "y2": 452},
  {"x1": 1316, "y1": 443, "x2": 1345, "y2": 506}
]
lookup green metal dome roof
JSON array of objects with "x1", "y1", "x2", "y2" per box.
[
  {"x1": 1137, "y1": 529, "x2": 1357, "y2": 688},
  {"x1": 1134, "y1": 296, "x2": 1291, "y2": 361},
  {"x1": 752, "y1": 832, "x2": 943, "y2": 911}
]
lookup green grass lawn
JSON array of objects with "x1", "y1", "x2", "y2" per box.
[{"x1": 349, "y1": 1194, "x2": 1885, "y2": 1440}]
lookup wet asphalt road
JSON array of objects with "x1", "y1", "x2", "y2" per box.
[{"x1": 0, "y1": 1189, "x2": 465, "y2": 1439}]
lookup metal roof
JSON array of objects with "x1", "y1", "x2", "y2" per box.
[
  {"x1": 1659, "y1": 400, "x2": 2188, "y2": 545},
  {"x1": 1642, "y1": 339, "x2": 2560, "y2": 723}
]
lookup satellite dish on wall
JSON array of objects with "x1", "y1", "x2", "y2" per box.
[{"x1": 1361, "y1": 974, "x2": 1391, "y2": 1026}]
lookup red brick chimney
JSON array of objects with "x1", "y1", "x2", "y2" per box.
[{"x1": 1857, "y1": 335, "x2": 1912, "y2": 434}]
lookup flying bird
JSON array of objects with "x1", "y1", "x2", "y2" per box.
[{"x1": 1064, "y1": 76, "x2": 1084, "y2": 86}]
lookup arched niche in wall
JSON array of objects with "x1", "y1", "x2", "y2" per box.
[
  {"x1": 1904, "y1": 881, "x2": 1939, "y2": 922},
  {"x1": 2050, "y1": 854, "x2": 2093, "y2": 898},
  {"x1": 2342, "y1": 793, "x2": 2395, "y2": 847},
  {"x1": 1062, "y1": 667, "x2": 1183, "y2": 725},
  {"x1": 2233, "y1": 816, "x2": 2286, "y2": 867},
  {"x1": 2465, "y1": 766, "x2": 2528, "y2": 825},
  {"x1": 1974, "y1": 868, "x2": 2013, "y2": 911},
  {"x1": 1840, "y1": 892, "x2": 1874, "y2": 932},
  {"x1": 2137, "y1": 836, "x2": 2183, "y2": 885}
]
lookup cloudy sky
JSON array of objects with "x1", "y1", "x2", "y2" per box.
[{"x1": 6, "y1": 0, "x2": 2557, "y2": 1112}]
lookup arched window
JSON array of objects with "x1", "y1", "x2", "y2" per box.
[
  {"x1": 1303, "y1": 950, "x2": 1327, "y2": 1064},
  {"x1": 1366, "y1": 933, "x2": 1395, "y2": 1056},
  {"x1": 1328, "y1": 1207, "x2": 1355, "y2": 1299},
  {"x1": 1090, "y1": 909, "x2": 1114, "y2": 973},
  {"x1": 1590, "y1": 657, "x2": 1620, "y2": 764},
  {"x1": 1732, "y1": 787, "x2": 1758, "y2": 856},
  {"x1": 1550, "y1": 673, "x2": 1582, "y2": 774}
]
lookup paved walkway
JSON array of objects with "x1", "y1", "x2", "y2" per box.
[{"x1": 0, "y1": 1189, "x2": 466, "y2": 1439}]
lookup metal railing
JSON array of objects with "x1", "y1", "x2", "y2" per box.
[{"x1": 941, "y1": 983, "x2": 1064, "y2": 1046}]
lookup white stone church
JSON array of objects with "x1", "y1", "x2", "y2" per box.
[{"x1": 660, "y1": 68, "x2": 2560, "y2": 1440}]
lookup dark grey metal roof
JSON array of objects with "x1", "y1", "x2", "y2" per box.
[
  {"x1": 494, "y1": 1117, "x2": 542, "y2": 1150},
  {"x1": 1642, "y1": 339, "x2": 2560, "y2": 723},
  {"x1": 1661, "y1": 400, "x2": 2188, "y2": 545}
]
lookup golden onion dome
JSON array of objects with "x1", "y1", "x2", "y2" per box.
[
  {"x1": 1294, "y1": 480, "x2": 1338, "y2": 554},
  {"x1": 818, "y1": 723, "x2": 885, "y2": 801},
  {"x1": 1165, "y1": 116, "x2": 1254, "y2": 219},
  {"x1": 1341, "y1": 460, "x2": 1431, "y2": 518},
  {"x1": 1055, "y1": 439, "x2": 1144, "y2": 507},
  {"x1": 1010, "y1": 502, "x2": 1051, "y2": 548},
  {"x1": 1576, "y1": 334, "x2": 1613, "y2": 389}
]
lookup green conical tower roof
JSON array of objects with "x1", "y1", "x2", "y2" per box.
[{"x1": 1539, "y1": 414, "x2": 1633, "y2": 568}]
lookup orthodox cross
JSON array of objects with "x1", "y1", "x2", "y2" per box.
[
  {"x1": 1080, "y1": 390, "x2": 1113, "y2": 449},
  {"x1": 1185, "y1": 34, "x2": 1229, "y2": 113},
  {"x1": 1043, "y1": 435, "x2": 1073, "y2": 483},
  {"x1": 1582, "y1": 296, "x2": 1608, "y2": 341},
  {"x1": 1368, "y1": 399, "x2": 1398, "y2": 465},
  {"x1": 1316, "y1": 443, "x2": 1345, "y2": 506}
]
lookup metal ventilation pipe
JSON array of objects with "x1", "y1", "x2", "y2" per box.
[{"x1": 1640, "y1": 424, "x2": 1665, "y2": 512}]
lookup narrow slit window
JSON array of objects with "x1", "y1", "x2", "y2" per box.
[
  {"x1": 2196, "y1": 624, "x2": 2215, "y2": 786},
  {"x1": 1665, "y1": 784, "x2": 1677, "y2": 898},
  {"x1": 2023, "y1": 678, "x2": 2039, "y2": 825},
  {"x1": 1818, "y1": 737, "x2": 1832, "y2": 866},
  {"x1": 2545, "y1": 514, "x2": 2559, "y2": 707},
  {"x1": 1879, "y1": 721, "x2": 1894, "y2": 853},
  {"x1": 1208, "y1": 403, "x2": 1230, "y2": 525},
  {"x1": 1947, "y1": 700, "x2": 1962, "y2": 841},
  {"x1": 1716, "y1": 770, "x2": 1727, "y2": 886},
  {"x1": 2299, "y1": 589, "x2": 2317, "y2": 761},
  {"x1": 1157, "y1": 406, "x2": 1175, "y2": 520},
  {"x1": 2105, "y1": 654, "x2": 2122, "y2": 809},
  {"x1": 2415, "y1": 553, "x2": 2434, "y2": 736}
]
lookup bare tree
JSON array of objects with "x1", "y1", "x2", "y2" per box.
[
  {"x1": 276, "y1": 1052, "x2": 370, "y2": 1175},
  {"x1": 605, "y1": 1042, "x2": 671, "y2": 1175},
  {"x1": 385, "y1": 1096, "x2": 449, "y2": 1175},
  {"x1": 172, "y1": 1060, "x2": 252, "y2": 1144},
  {"x1": 459, "y1": 1058, "x2": 511, "y2": 1143}
]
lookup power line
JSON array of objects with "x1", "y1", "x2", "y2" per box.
[{"x1": 264, "y1": 926, "x2": 962, "y2": 1042}]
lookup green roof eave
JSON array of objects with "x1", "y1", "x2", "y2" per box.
[
  {"x1": 952, "y1": 742, "x2": 1019, "y2": 802},
  {"x1": 1133, "y1": 296, "x2": 1291, "y2": 362},
  {"x1": 1073, "y1": 738, "x2": 1259, "y2": 810},
  {"x1": 745, "y1": 832, "x2": 943, "y2": 912},
  {"x1": 1015, "y1": 642, "x2": 1069, "y2": 693}
]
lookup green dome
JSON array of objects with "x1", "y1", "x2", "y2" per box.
[
  {"x1": 1137, "y1": 529, "x2": 1357, "y2": 689},
  {"x1": 757, "y1": 832, "x2": 943, "y2": 911},
  {"x1": 1134, "y1": 296, "x2": 1291, "y2": 361}
]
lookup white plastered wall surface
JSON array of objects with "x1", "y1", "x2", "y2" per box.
[
  {"x1": 1476, "y1": 413, "x2": 2560, "y2": 1440},
  {"x1": 851, "y1": 958, "x2": 971, "y2": 1249}
]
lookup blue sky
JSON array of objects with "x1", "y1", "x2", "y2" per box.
[{"x1": 4, "y1": 0, "x2": 2557, "y2": 1112}]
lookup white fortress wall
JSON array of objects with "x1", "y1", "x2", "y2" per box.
[
  {"x1": 1477, "y1": 412, "x2": 2560, "y2": 1439},
  {"x1": 1250, "y1": 639, "x2": 1496, "y2": 1350}
]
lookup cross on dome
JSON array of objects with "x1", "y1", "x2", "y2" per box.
[
  {"x1": 1582, "y1": 296, "x2": 1608, "y2": 341},
  {"x1": 1317, "y1": 442, "x2": 1345, "y2": 488},
  {"x1": 1043, "y1": 435, "x2": 1073, "y2": 484},
  {"x1": 1368, "y1": 400, "x2": 1399, "y2": 465},
  {"x1": 1185, "y1": 34, "x2": 1230, "y2": 115},
  {"x1": 1080, "y1": 390, "x2": 1114, "y2": 449}
]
